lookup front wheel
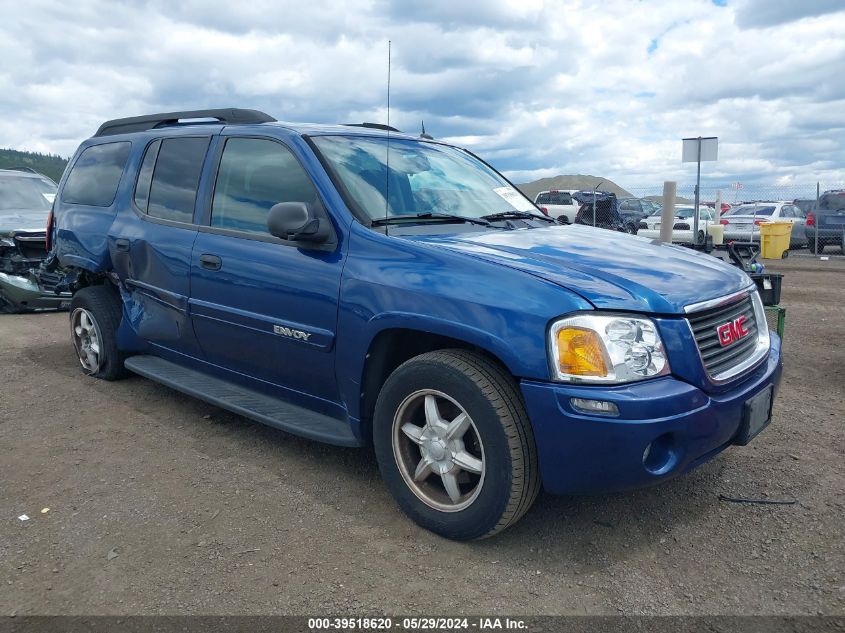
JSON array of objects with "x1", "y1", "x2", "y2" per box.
[{"x1": 373, "y1": 350, "x2": 540, "y2": 540}]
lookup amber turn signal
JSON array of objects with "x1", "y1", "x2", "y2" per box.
[{"x1": 556, "y1": 327, "x2": 609, "y2": 377}]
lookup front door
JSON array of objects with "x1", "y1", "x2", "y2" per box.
[{"x1": 188, "y1": 136, "x2": 345, "y2": 415}]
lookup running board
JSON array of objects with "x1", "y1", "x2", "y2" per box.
[{"x1": 124, "y1": 355, "x2": 359, "y2": 447}]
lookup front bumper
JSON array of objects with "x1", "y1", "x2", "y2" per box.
[
  {"x1": 0, "y1": 272, "x2": 71, "y2": 310},
  {"x1": 520, "y1": 334, "x2": 783, "y2": 495}
]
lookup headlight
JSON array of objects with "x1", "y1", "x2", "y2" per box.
[{"x1": 549, "y1": 314, "x2": 670, "y2": 383}]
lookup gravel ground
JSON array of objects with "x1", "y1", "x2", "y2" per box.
[{"x1": 1, "y1": 258, "x2": 843, "y2": 616}]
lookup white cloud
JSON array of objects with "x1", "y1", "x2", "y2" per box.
[{"x1": 0, "y1": 0, "x2": 843, "y2": 190}]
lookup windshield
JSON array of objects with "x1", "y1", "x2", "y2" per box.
[
  {"x1": 819, "y1": 192, "x2": 845, "y2": 210},
  {"x1": 311, "y1": 136, "x2": 538, "y2": 221},
  {"x1": 0, "y1": 175, "x2": 55, "y2": 211},
  {"x1": 725, "y1": 205, "x2": 776, "y2": 216}
]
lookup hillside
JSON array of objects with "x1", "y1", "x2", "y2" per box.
[
  {"x1": 0, "y1": 148, "x2": 69, "y2": 183},
  {"x1": 516, "y1": 174, "x2": 632, "y2": 200}
]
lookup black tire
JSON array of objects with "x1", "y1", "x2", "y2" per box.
[
  {"x1": 373, "y1": 349, "x2": 540, "y2": 540},
  {"x1": 69, "y1": 285, "x2": 128, "y2": 380}
]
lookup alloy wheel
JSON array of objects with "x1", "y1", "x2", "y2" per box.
[{"x1": 391, "y1": 389, "x2": 485, "y2": 512}]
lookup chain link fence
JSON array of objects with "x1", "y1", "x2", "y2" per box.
[{"x1": 622, "y1": 183, "x2": 845, "y2": 258}]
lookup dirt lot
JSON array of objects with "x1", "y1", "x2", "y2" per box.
[{"x1": 1, "y1": 258, "x2": 843, "y2": 616}]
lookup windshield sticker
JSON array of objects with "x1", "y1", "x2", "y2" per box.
[{"x1": 493, "y1": 186, "x2": 535, "y2": 212}]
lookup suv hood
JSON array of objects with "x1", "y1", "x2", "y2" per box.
[
  {"x1": 410, "y1": 224, "x2": 751, "y2": 314},
  {"x1": 0, "y1": 209, "x2": 50, "y2": 234}
]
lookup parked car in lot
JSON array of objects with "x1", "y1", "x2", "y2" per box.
[
  {"x1": 0, "y1": 168, "x2": 71, "y2": 313},
  {"x1": 48, "y1": 108, "x2": 783, "y2": 540},
  {"x1": 720, "y1": 201, "x2": 807, "y2": 248},
  {"x1": 534, "y1": 189, "x2": 578, "y2": 223},
  {"x1": 637, "y1": 206, "x2": 717, "y2": 244},
  {"x1": 617, "y1": 197, "x2": 653, "y2": 224},
  {"x1": 805, "y1": 190, "x2": 845, "y2": 254},
  {"x1": 572, "y1": 191, "x2": 639, "y2": 233}
]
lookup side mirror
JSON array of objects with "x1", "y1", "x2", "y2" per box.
[{"x1": 267, "y1": 202, "x2": 330, "y2": 244}]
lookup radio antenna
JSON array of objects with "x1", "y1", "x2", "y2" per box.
[{"x1": 383, "y1": 40, "x2": 391, "y2": 235}]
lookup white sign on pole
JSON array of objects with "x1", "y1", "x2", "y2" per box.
[{"x1": 682, "y1": 137, "x2": 718, "y2": 162}]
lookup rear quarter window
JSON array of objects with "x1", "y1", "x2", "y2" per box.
[{"x1": 61, "y1": 142, "x2": 131, "y2": 207}]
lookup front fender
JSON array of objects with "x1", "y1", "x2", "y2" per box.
[
  {"x1": 365, "y1": 311, "x2": 523, "y2": 375},
  {"x1": 335, "y1": 223, "x2": 592, "y2": 421}
]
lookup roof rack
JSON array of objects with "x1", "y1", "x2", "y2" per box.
[
  {"x1": 94, "y1": 108, "x2": 277, "y2": 137},
  {"x1": 343, "y1": 122, "x2": 402, "y2": 133}
]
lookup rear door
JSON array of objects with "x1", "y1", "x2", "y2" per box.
[
  {"x1": 188, "y1": 134, "x2": 345, "y2": 415},
  {"x1": 110, "y1": 134, "x2": 215, "y2": 358}
]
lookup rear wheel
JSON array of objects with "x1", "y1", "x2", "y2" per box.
[
  {"x1": 373, "y1": 349, "x2": 540, "y2": 540},
  {"x1": 69, "y1": 285, "x2": 128, "y2": 380}
]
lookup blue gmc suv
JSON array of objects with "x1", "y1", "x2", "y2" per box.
[{"x1": 47, "y1": 108, "x2": 783, "y2": 540}]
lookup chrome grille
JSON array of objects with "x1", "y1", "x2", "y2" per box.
[{"x1": 687, "y1": 293, "x2": 759, "y2": 378}]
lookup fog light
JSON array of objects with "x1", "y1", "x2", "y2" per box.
[
  {"x1": 570, "y1": 398, "x2": 619, "y2": 416},
  {"x1": 643, "y1": 433, "x2": 679, "y2": 475}
]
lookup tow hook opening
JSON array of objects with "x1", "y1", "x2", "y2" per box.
[{"x1": 643, "y1": 433, "x2": 680, "y2": 475}]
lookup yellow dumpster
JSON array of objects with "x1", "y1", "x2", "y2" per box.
[{"x1": 759, "y1": 221, "x2": 793, "y2": 259}]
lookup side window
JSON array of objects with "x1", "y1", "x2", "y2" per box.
[
  {"x1": 147, "y1": 137, "x2": 210, "y2": 223},
  {"x1": 133, "y1": 139, "x2": 161, "y2": 212},
  {"x1": 61, "y1": 142, "x2": 131, "y2": 207},
  {"x1": 211, "y1": 138, "x2": 319, "y2": 235},
  {"x1": 781, "y1": 205, "x2": 794, "y2": 218}
]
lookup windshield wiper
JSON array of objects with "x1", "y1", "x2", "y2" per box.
[
  {"x1": 371, "y1": 212, "x2": 493, "y2": 227},
  {"x1": 480, "y1": 210, "x2": 555, "y2": 223}
]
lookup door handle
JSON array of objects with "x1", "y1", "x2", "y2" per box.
[
  {"x1": 199, "y1": 254, "x2": 222, "y2": 271},
  {"x1": 115, "y1": 238, "x2": 130, "y2": 253}
]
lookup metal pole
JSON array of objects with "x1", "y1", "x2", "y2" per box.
[
  {"x1": 592, "y1": 180, "x2": 603, "y2": 227},
  {"x1": 815, "y1": 181, "x2": 820, "y2": 256},
  {"x1": 693, "y1": 136, "x2": 701, "y2": 246}
]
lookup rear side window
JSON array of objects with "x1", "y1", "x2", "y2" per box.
[
  {"x1": 211, "y1": 138, "x2": 319, "y2": 235},
  {"x1": 61, "y1": 142, "x2": 131, "y2": 207},
  {"x1": 133, "y1": 139, "x2": 161, "y2": 212},
  {"x1": 147, "y1": 137, "x2": 210, "y2": 223},
  {"x1": 536, "y1": 191, "x2": 572, "y2": 205}
]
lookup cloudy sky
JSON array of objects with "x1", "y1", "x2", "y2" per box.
[{"x1": 1, "y1": 0, "x2": 843, "y2": 189}]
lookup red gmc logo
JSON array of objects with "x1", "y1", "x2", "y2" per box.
[{"x1": 717, "y1": 315, "x2": 749, "y2": 347}]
